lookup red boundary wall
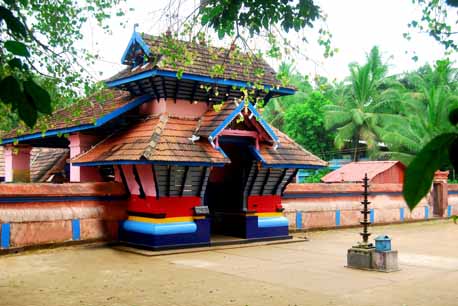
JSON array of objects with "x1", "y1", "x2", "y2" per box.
[
  {"x1": 0, "y1": 182, "x2": 127, "y2": 250},
  {"x1": 282, "y1": 183, "x2": 458, "y2": 230}
]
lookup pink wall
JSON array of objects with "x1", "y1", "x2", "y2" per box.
[
  {"x1": 139, "y1": 98, "x2": 208, "y2": 118},
  {"x1": 4, "y1": 145, "x2": 32, "y2": 182},
  {"x1": 69, "y1": 133, "x2": 102, "y2": 182},
  {"x1": 114, "y1": 164, "x2": 156, "y2": 196},
  {"x1": 283, "y1": 183, "x2": 432, "y2": 230}
]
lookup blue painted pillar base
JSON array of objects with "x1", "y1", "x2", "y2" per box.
[
  {"x1": 245, "y1": 216, "x2": 289, "y2": 239},
  {"x1": 72, "y1": 219, "x2": 81, "y2": 241},
  {"x1": 1, "y1": 223, "x2": 10, "y2": 249},
  {"x1": 119, "y1": 219, "x2": 210, "y2": 250},
  {"x1": 296, "y1": 211, "x2": 302, "y2": 230}
]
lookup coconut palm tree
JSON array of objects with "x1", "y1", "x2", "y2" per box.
[
  {"x1": 380, "y1": 59, "x2": 458, "y2": 164},
  {"x1": 324, "y1": 46, "x2": 402, "y2": 161}
]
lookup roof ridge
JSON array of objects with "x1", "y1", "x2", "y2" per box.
[{"x1": 142, "y1": 113, "x2": 169, "y2": 160}]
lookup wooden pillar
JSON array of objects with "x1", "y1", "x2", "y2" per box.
[
  {"x1": 4, "y1": 145, "x2": 32, "y2": 182},
  {"x1": 432, "y1": 170, "x2": 449, "y2": 217},
  {"x1": 69, "y1": 133, "x2": 101, "y2": 182}
]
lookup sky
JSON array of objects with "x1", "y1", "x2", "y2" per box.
[{"x1": 80, "y1": 0, "x2": 456, "y2": 83}]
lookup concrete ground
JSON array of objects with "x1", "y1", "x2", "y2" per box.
[{"x1": 1, "y1": 220, "x2": 457, "y2": 306}]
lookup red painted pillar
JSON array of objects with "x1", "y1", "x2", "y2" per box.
[
  {"x1": 432, "y1": 170, "x2": 449, "y2": 217},
  {"x1": 69, "y1": 133, "x2": 101, "y2": 182},
  {"x1": 4, "y1": 145, "x2": 32, "y2": 182}
]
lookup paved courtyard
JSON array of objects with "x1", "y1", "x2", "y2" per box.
[{"x1": 0, "y1": 220, "x2": 457, "y2": 306}]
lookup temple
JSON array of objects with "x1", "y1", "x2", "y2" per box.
[{"x1": 0, "y1": 31, "x2": 326, "y2": 249}]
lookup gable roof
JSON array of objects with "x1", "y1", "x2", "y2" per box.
[
  {"x1": 109, "y1": 33, "x2": 289, "y2": 90},
  {"x1": 195, "y1": 101, "x2": 278, "y2": 145},
  {"x1": 321, "y1": 161, "x2": 405, "y2": 183},
  {"x1": 71, "y1": 114, "x2": 229, "y2": 167},
  {"x1": 71, "y1": 100, "x2": 326, "y2": 169},
  {"x1": 251, "y1": 128, "x2": 327, "y2": 168},
  {"x1": 1, "y1": 90, "x2": 151, "y2": 145}
]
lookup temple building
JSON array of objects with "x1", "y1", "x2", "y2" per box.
[{"x1": 0, "y1": 30, "x2": 326, "y2": 249}]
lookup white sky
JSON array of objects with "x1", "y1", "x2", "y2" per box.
[{"x1": 80, "y1": 0, "x2": 457, "y2": 83}]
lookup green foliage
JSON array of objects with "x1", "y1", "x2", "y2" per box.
[
  {"x1": 407, "y1": 1, "x2": 458, "y2": 52},
  {"x1": 380, "y1": 59, "x2": 458, "y2": 165},
  {"x1": 263, "y1": 63, "x2": 334, "y2": 160},
  {"x1": 304, "y1": 168, "x2": 332, "y2": 183},
  {"x1": 199, "y1": 0, "x2": 321, "y2": 38},
  {"x1": 324, "y1": 46, "x2": 402, "y2": 161},
  {"x1": 283, "y1": 92, "x2": 335, "y2": 160},
  {"x1": 403, "y1": 133, "x2": 457, "y2": 208},
  {"x1": 0, "y1": 1, "x2": 125, "y2": 128}
]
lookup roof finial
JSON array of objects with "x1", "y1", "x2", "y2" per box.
[{"x1": 133, "y1": 23, "x2": 139, "y2": 33}]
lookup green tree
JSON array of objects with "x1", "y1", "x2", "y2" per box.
[
  {"x1": 324, "y1": 46, "x2": 402, "y2": 161},
  {"x1": 381, "y1": 60, "x2": 458, "y2": 164},
  {"x1": 283, "y1": 92, "x2": 335, "y2": 160},
  {"x1": 0, "y1": 0, "x2": 126, "y2": 128}
]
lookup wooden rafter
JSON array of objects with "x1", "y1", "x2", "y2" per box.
[
  {"x1": 247, "y1": 164, "x2": 259, "y2": 196},
  {"x1": 272, "y1": 168, "x2": 288, "y2": 195},
  {"x1": 151, "y1": 77, "x2": 160, "y2": 100},
  {"x1": 117, "y1": 165, "x2": 131, "y2": 196},
  {"x1": 190, "y1": 81, "x2": 198, "y2": 103},
  {"x1": 259, "y1": 168, "x2": 271, "y2": 195},
  {"x1": 180, "y1": 166, "x2": 190, "y2": 196},
  {"x1": 166, "y1": 165, "x2": 171, "y2": 197},
  {"x1": 151, "y1": 165, "x2": 160, "y2": 199},
  {"x1": 161, "y1": 77, "x2": 168, "y2": 98},
  {"x1": 132, "y1": 165, "x2": 146, "y2": 198},
  {"x1": 281, "y1": 169, "x2": 298, "y2": 195}
]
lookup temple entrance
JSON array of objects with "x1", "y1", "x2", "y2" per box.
[{"x1": 204, "y1": 136, "x2": 254, "y2": 239}]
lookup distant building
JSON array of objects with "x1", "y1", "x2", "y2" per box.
[{"x1": 321, "y1": 161, "x2": 405, "y2": 184}]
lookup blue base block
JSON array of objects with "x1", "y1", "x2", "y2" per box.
[
  {"x1": 245, "y1": 216, "x2": 289, "y2": 239},
  {"x1": 119, "y1": 219, "x2": 210, "y2": 250}
]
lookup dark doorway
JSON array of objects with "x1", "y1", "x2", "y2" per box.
[{"x1": 204, "y1": 136, "x2": 254, "y2": 237}]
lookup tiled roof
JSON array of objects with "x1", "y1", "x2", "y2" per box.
[
  {"x1": 108, "y1": 34, "x2": 286, "y2": 88},
  {"x1": 1, "y1": 90, "x2": 136, "y2": 140},
  {"x1": 72, "y1": 114, "x2": 229, "y2": 165},
  {"x1": 30, "y1": 148, "x2": 69, "y2": 182},
  {"x1": 0, "y1": 147, "x2": 68, "y2": 182},
  {"x1": 195, "y1": 102, "x2": 238, "y2": 137},
  {"x1": 321, "y1": 161, "x2": 405, "y2": 183},
  {"x1": 258, "y1": 128, "x2": 327, "y2": 167}
]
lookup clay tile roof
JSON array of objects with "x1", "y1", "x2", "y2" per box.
[
  {"x1": 30, "y1": 148, "x2": 69, "y2": 182},
  {"x1": 321, "y1": 161, "x2": 405, "y2": 183},
  {"x1": 108, "y1": 34, "x2": 288, "y2": 88},
  {"x1": 72, "y1": 114, "x2": 229, "y2": 165},
  {"x1": 0, "y1": 147, "x2": 68, "y2": 182},
  {"x1": 1, "y1": 89, "x2": 136, "y2": 140},
  {"x1": 258, "y1": 128, "x2": 327, "y2": 167},
  {"x1": 195, "y1": 102, "x2": 238, "y2": 138}
]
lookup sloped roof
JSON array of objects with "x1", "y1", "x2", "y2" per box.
[
  {"x1": 195, "y1": 102, "x2": 239, "y2": 137},
  {"x1": 321, "y1": 161, "x2": 405, "y2": 183},
  {"x1": 72, "y1": 102, "x2": 326, "y2": 169},
  {"x1": 108, "y1": 34, "x2": 286, "y2": 88},
  {"x1": 257, "y1": 128, "x2": 327, "y2": 168},
  {"x1": 71, "y1": 114, "x2": 229, "y2": 166},
  {"x1": 1, "y1": 90, "x2": 142, "y2": 142},
  {"x1": 30, "y1": 148, "x2": 69, "y2": 182},
  {"x1": 0, "y1": 147, "x2": 68, "y2": 182}
]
